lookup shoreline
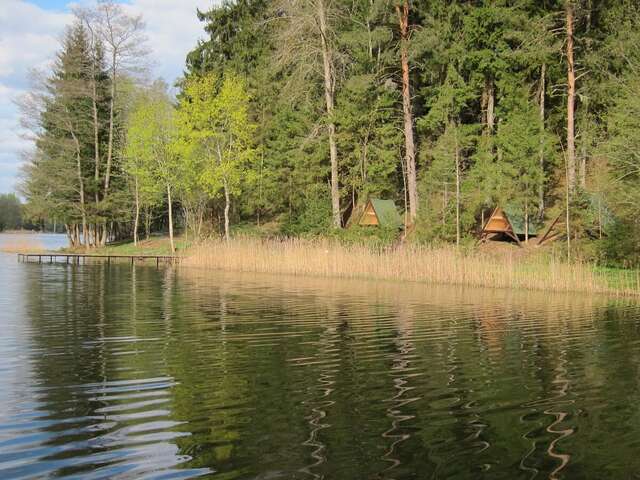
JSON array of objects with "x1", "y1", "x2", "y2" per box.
[
  {"x1": 181, "y1": 238, "x2": 640, "y2": 297},
  {"x1": 6, "y1": 233, "x2": 640, "y2": 297}
]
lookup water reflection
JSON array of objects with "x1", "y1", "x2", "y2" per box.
[{"x1": 2, "y1": 245, "x2": 640, "y2": 478}]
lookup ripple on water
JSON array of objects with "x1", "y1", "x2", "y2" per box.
[{"x1": 2, "y1": 255, "x2": 640, "y2": 478}]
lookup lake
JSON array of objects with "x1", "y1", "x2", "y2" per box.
[{"x1": 1, "y1": 233, "x2": 640, "y2": 479}]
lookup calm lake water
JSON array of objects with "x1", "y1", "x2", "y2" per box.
[{"x1": 2, "y1": 234, "x2": 640, "y2": 479}]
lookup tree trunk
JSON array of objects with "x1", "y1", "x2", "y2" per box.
[
  {"x1": 65, "y1": 224, "x2": 73, "y2": 247},
  {"x1": 566, "y1": 1, "x2": 576, "y2": 192},
  {"x1": 197, "y1": 207, "x2": 204, "y2": 240},
  {"x1": 565, "y1": 153, "x2": 571, "y2": 262},
  {"x1": 98, "y1": 51, "x2": 117, "y2": 248},
  {"x1": 397, "y1": 0, "x2": 418, "y2": 224},
  {"x1": 183, "y1": 205, "x2": 190, "y2": 243},
  {"x1": 482, "y1": 77, "x2": 495, "y2": 133},
  {"x1": 455, "y1": 129, "x2": 461, "y2": 247},
  {"x1": 442, "y1": 182, "x2": 447, "y2": 226},
  {"x1": 167, "y1": 184, "x2": 175, "y2": 254},
  {"x1": 579, "y1": 98, "x2": 589, "y2": 189},
  {"x1": 223, "y1": 178, "x2": 231, "y2": 243},
  {"x1": 580, "y1": 141, "x2": 587, "y2": 189},
  {"x1": 317, "y1": 0, "x2": 341, "y2": 228},
  {"x1": 525, "y1": 198, "x2": 529, "y2": 243},
  {"x1": 91, "y1": 61, "x2": 101, "y2": 206},
  {"x1": 539, "y1": 63, "x2": 546, "y2": 218},
  {"x1": 133, "y1": 177, "x2": 140, "y2": 246},
  {"x1": 598, "y1": 197, "x2": 603, "y2": 239},
  {"x1": 70, "y1": 130, "x2": 87, "y2": 248},
  {"x1": 145, "y1": 206, "x2": 151, "y2": 240},
  {"x1": 105, "y1": 51, "x2": 116, "y2": 196}
]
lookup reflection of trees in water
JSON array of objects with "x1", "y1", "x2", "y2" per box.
[
  {"x1": 177, "y1": 272, "x2": 640, "y2": 478},
  {"x1": 380, "y1": 304, "x2": 419, "y2": 478},
  {"x1": 17, "y1": 263, "x2": 191, "y2": 477},
  {"x1": 298, "y1": 319, "x2": 335, "y2": 480},
  {"x1": 15, "y1": 265, "x2": 640, "y2": 478}
]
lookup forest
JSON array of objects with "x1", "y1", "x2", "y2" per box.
[
  {"x1": 17, "y1": 0, "x2": 640, "y2": 267},
  {"x1": 0, "y1": 194, "x2": 23, "y2": 232}
]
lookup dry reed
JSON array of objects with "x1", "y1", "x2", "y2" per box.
[
  {"x1": 182, "y1": 237, "x2": 639, "y2": 296},
  {"x1": 0, "y1": 237, "x2": 46, "y2": 254}
]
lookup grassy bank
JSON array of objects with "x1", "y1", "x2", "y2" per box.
[
  {"x1": 182, "y1": 237, "x2": 640, "y2": 296},
  {"x1": 63, "y1": 237, "x2": 190, "y2": 256}
]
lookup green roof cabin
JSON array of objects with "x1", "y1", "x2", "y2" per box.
[
  {"x1": 479, "y1": 206, "x2": 538, "y2": 245},
  {"x1": 358, "y1": 198, "x2": 403, "y2": 229}
]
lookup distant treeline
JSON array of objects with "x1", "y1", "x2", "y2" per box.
[
  {"x1": 17, "y1": 0, "x2": 640, "y2": 267},
  {"x1": 0, "y1": 194, "x2": 22, "y2": 231},
  {"x1": 0, "y1": 193, "x2": 62, "y2": 233}
]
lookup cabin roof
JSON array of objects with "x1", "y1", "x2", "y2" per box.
[
  {"x1": 502, "y1": 205, "x2": 539, "y2": 236},
  {"x1": 366, "y1": 199, "x2": 403, "y2": 228},
  {"x1": 481, "y1": 205, "x2": 539, "y2": 240}
]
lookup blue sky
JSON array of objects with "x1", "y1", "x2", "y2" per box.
[
  {"x1": 0, "y1": 0, "x2": 213, "y2": 194},
  {"x1": 28, "y1": 0, "x2": 78, "y2": 10}
]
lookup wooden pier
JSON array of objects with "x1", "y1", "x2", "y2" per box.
[{"x1": 17, "y1": 253, "x2": 180, "y2": 267}]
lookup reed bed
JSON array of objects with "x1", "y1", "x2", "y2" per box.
[
  {"x1": 0, "y1": 237, "x2": 46, "y2": 254},
  {"x1": 182, "y1": 237, "x2": 640, "y2": 296}
]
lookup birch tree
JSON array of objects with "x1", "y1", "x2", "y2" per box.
[
  {"x1": 177, "y1": 73, "x2": 257, "y2": 242},
  {"x1": 123, "y1": 87, "x2": 179, "y2": 252},
  {"x1": 92, "y1": 0, "x2": 148, "y2": 245}
]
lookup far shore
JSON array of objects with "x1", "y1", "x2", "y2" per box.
[{"x1": 0, "y1": 230, "x2": 50, "y2": 235}]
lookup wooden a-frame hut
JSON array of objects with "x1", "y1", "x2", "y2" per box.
[
  {"x1": 537, "y1": 213, "x2": 565, "y2": 246},
  {"x1": 358, "y1": 198, "x2": 403, "y2": 229},
  {"x1": 479, "y1": 206, "x2": 538, "y2": 246},
  {"x1": 538, "y1": 195, "x2": 612, "y2": 246}
]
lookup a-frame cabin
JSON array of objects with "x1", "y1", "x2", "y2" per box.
[
  {"x1": 358, "y1": 199, "x2": 403, "y2": 229},
  {"x1": 537, "y1": 213, "x2": 565, "y2": 246},
  {"x1": 479, "y1": 206, "x2": 538, "y2": 246}
]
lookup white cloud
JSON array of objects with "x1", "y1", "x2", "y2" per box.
[
  {"x1": 0, "y1": 1, "x2": 70, "y2": 193},
  {"x1": 0, "y1": 1, "x2": 71, "y2": 85},
  {"x1": 123, "y1": 0, "x2": 214, "y2": 84},
  {"x1": 0, "y1": 0, "x2": 215, "y2": 193}
]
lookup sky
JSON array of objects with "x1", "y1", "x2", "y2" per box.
[{"x1": 0, "y1": 0, "x2": 214, "y2": 194}]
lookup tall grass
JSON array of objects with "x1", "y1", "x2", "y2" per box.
[
  {"x1": 0, "y1": 237, "x2": 45, "y2": 254},
  {"x1": 182, "y1": 237, "x2": 640, "y2": 296}
]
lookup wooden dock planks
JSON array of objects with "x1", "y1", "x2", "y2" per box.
[{"x1": 17, "y1": 253, "x2": 180, "y2": 267}]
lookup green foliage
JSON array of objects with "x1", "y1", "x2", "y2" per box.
[
  {"x1": 177, "y1": 72, "x2": 257, "y2": 200},
  {"x1": 123, "y1": 85, "x2": 168, "y2": 207},
  {"x1": 20, "y1": 0, "x2": 640, "y2": 262},
  {"x1": 332, "y1": 224, "x2": 399, "y2": 249},
  {"x1": 599, "y1": 220, "x2": 640, "y2": 268},
  {"x1": 0, "y1": 194, "x2": 22, "y2": 231},
  {"x1": 336, "y1": 74, "x2": 402, "y2": 202},
  {"x1": 125, "y1": 84, "x2": 179, "y2": 191},
  {"x1": 22, "y1": 22, "x2": 110, "y2": 226},
  {"x1": 280, "y1": 185, "x2": 333, "y2": 237}
]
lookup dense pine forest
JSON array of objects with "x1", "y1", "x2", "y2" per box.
[{"x1": 17, "y1": 0, "x2": 640, "y2": 267}]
